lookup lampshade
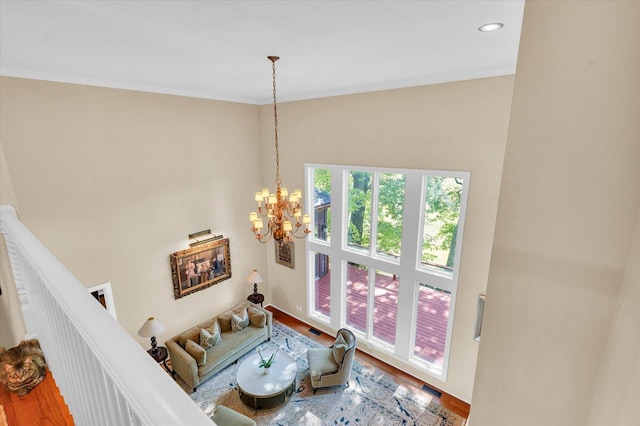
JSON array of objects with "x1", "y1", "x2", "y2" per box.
[
  {"x1": 137, "y1": 317, "x2": 165, "y2": 338},
  {"x1": 246, "y1": 270, "x2": 263, "y2": 284}
]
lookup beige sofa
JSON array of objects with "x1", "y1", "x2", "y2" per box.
[{"x1": 166, "y1": 301, "x2": 272, "y2": 391}]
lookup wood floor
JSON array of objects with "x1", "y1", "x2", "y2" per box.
[
  {"x1": 266, "y1": 305, "x2": 471, "y2": 419},
  {"x1": 0, "y1": 369, "x2": 74, "y2": 426}
]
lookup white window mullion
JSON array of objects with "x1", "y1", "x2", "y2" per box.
[
  {"x1": 330, "y1": 167, "x2": 345, "y2": 330},
  {"x1": 394, "y1": 173, "x2": 422, "y2": 360},
  {"x1": 450, "y1": 173, "x2": 470, "y2": 283},
  {"x1": 369, "y1": 172, "x2": 380, "y2": 257},
  {"x1": 366, "y1": 267, "x2": 376, "y2": 341}
]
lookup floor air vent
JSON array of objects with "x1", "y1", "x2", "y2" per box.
[
  {"x1": 421, "y1": 384, "x2": 443, "y2": 398},
  {"x1": 308, "y1": 328, "x2": 322, "y2": 336}
]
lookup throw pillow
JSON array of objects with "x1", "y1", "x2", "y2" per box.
[
  {"x1": 217, "y1": 311, "x2": 233, "y2": 332},
  {"x1": 232, "y1": 304, "x2": 249, "y2": 317},
  {"x1": 332, "y1": 333, "x2": 348, "y2": 364},
  {"x1": 231, "y1": 308, "x2": 249, "y2": 332},
  {"x1": 199, "y1": 317, "x2": 217, "y2": 331},
  {"x1": 178, "y1": 326, "x2": 200, "y2": 348},
  {"x1": 185, "y1": 339, "x2": 206, "y2": 367},
  {"x1": 200, "y1": 323, "x2": 222, "y2": 349},
  {"x1": 248, "y1": 306, "x2": 266, "y2": 328}
]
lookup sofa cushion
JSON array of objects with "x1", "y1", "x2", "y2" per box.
[
  {"x1": 231, "y1": 308, "x2": 249, "y2": 332},
  {"x1": 308, "y1": 347, "x2": 339, "y2": 380},
  {"x1": 178, "y1": 326, "x2": 201, "y2": 348},
  {"x1": 198, "y1": 326, "x2": 266, "y2": 377},
  {"x1": 200, "y1": 323, "x2": 222, "y2": 349},
  {"x1": 248, "y1": 306, "x2": 266, "y2": 328},
  {"x1": 185, "y1": 339, "x2": 207, "y2": 366},
  {"x1": 218, "y1": 311, "x2": 233, "y2": 333},
  {"x1": 333, "y1": 334, "x2": 347, "y2": 364}
]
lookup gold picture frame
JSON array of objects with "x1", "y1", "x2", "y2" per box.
[
  {"x1": 170, "y1": 238, "x2": 231, "y2": 299},
  {"x1": 275, "y1": 240, "x2": 294, "y2": 269}
]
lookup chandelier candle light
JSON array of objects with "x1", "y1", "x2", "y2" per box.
[{"x1": 250, "y1": 56, "x2": 311, "y2": 243}]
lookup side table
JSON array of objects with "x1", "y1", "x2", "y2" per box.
[
  {"x1": 148, "y1": 346, "x2": 175, "y2": 380},
  {"x1": 247, "y1": 292, "x2": 264, "y2": 307}
]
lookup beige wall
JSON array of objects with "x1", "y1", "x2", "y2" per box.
[
  {"x1": 0, "y1": 143, "x2": 17, "y2": 206},
  {"x1": 260, "y1": 75, "x2": 515, "y2": 401},
  {"x1": 587, "y1": 210, "x2": 640, "y2": 425},
  {"x1": 0, "y1": 142, "x2": 27, "y2": 348},
  {"x1": 471, "y1": 1, "x2": 640, "y2": 425},
  {"x1": 0, "y1": 77, "x2": 269, "y2": 349}
]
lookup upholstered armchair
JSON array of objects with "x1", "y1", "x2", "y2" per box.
[
  {"x1": 201, "y1": 402, "x2": 256, "y2": 426},
  {"x1": 306, "y1": 328, "x2": 356, "y2": 393},
  {"x1": 211, "y1": 405, "x2": 256, "y2": 426}
]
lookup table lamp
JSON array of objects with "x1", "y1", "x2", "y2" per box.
[
  {"x1": 246, "y1": 269, "x2": 263, "y2": 296},
  {"x1": 138, "y1": 317, "x2": 165, "y2": 354}
]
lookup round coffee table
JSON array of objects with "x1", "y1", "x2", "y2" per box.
[{"x1": 236, "y1": 350, "x2": 297, "y2": 410}]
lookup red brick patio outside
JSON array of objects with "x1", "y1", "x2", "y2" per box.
[{"x1": 314, "y1": 263, "x2": 450, "y2": 368}]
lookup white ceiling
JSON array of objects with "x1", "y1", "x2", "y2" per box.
[{"x1": 0, "y1": 1, "x2": 525, "y2": 105}]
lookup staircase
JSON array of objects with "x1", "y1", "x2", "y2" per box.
[
  {"x1": 0, "y1": 205, "x2": 212, "y2": 426},
  {"x1": 0, "y1": 368, "x2": 74, "y2": 426}
]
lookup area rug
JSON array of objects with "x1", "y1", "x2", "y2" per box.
[{"x1": 181, "y1": 321, "x2": 466, "y2": 426}]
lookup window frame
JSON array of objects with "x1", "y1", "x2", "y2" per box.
[{"x1": 305, "y1": 163, "x2": 469, "y2": 381}]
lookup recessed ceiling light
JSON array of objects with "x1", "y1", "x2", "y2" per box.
[{"x1": 478, "y1": 23, "x2": 504, "y2": 32}]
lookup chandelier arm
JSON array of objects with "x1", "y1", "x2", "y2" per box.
[
  {"x1": 290, "y1": 229, "x2": 312, "y2": 239},
  {"x1": 252, "y1": 226, "x2": 273, "y2": 243},
  {"x1": 256, "y1": 209, "x2": 270, "y2": 218},
  {"x1": 257, "y1": 233, "x2": 273, "y2": 243}
]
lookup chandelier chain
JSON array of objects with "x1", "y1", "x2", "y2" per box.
[
  {"x1": 249, "y1": 55, "x2": 311, "y2": 243},
  {"x1": 271, "y1": 56, "x2": 280, "y2": 187}
]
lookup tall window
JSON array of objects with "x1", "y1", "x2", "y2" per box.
[
  {"x1": 421, "y1": 176, "x2": 464, "y2": 274},
  {"x1": 312, "y1": 251, "x2": 331, "y2": 318},
  {"x1": 346, "y1": 262, "x2": 368, "y2": 333},
  {"x1": 306, "y1": 164, "x2": 469, "y2": 380}
]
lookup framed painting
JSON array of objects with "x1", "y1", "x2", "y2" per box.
[
  {"x1": 170, "y1": 238, "x2": 231, "y2": 299},
  {"x1": 275, "y1": 240, "x2": 294, "y2": 269}
]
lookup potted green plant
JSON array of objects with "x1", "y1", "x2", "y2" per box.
[{"x1": 256, "y1": 346, "x2": 279, "y2": 374}]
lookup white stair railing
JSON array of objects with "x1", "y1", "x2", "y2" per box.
[{"x1": 0, "y1": 205, "x2": 211, "y2": 426}]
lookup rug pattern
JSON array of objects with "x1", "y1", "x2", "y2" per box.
[{"x1": 185, "y1": 321, "x2": 465, "y2": 426}]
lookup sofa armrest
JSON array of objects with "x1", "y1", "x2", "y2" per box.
[
  {"x1": 165, "y1": 339, "x2": 198, "y2": 390},
  {"x1": 249, "y1": 302, "x2": 273, "y2": 339}
]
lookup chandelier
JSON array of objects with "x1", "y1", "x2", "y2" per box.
[{"x1": 250, "y1": 56, "x2": 311, "y2": 243}]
